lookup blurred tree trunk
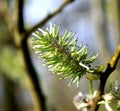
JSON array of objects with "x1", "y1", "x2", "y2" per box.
[
  {"x1": 90, "y1": 0, "x2": 111, "y2": 62},
  {"x1": 90, "y1": 0, "x2": 120, "y2": 62},
  {"x1": 1, "y1": 73, "x2": 20, "y2": 111}
]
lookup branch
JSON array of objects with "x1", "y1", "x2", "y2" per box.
[
  {"x1": 110, "y1": 45, "x2": 120, "y2": 68},
  {"x1": 23, "y1": 0, "x2": 74, "y2": 40},
  {"x1": 15, "y1": 0, "x2": 46, "y2": 110},
  {"x1": 95, "y1": 45, "x2": 120, "y2": 111},
  {"x1": 15, "y1": 0, "x2": 25, "y2": 33},
  {"x1": 0, "y1": 1, "x2": 74, "y2": 111},
  {"x1": 20, "y1": 39, "x2": 46, "y2": 111},
  {"x1": 0, "y1": 0, "x2": 46, "y2": 110},
  {"x1": 100, "y1": 45, "x2": 120, "y2": 95}
]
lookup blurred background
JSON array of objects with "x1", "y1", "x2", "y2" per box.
[{"x1": 0, "y1": 0, "x2": 120, "y2": 111}]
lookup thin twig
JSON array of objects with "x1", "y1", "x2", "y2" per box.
[
  {"x1": 22, "y1": 0, "x2": 74, "y2": 40},
  {"x1": 15, "y1": 0, "x2": 25, "y2": 33}
]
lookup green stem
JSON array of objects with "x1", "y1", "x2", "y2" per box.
[{"x1": 89, "y1": 80, "x2": 94, "y2": 97}]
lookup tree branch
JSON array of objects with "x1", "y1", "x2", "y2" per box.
[
  {"x1": 95, "y1": 45, "x2": 120, "y2": 111},
  {"x1": 15, "y1": 0, "x2": 46, "y2": 110},
  {"x1": 110, "y1": 45, "x2": 120, "y2": 68},
  {"x1": 16, "y1": 0, "x2": 74, "y2": 110},
  {"x1": 20, "y1": 39, "x2": 46, "y2": 111},
  {"x1": 16, "y1": 0, "x2": 25, "y2": 33},
  {"x1": 22, "y1": 0, "x2": 74, "y2": 40},
  {"x1": 0, "y1": 0, "x2": 75, "y2": 111},
  {"x1": 0, "y1": 0, "x2": 46, "y2": 111}
]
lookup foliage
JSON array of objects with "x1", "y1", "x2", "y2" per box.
[
  {"x1": 31, "y1": 23, "x2": 104, "y2": 87},
  {"x1": 31, "y1": 23, "x2": 120, "y2": 111}
]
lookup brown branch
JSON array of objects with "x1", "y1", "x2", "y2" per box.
[
  {"x1": 20, "y1": 39, "x2": 46, "y2": 111},
  {"x1": 20, "y1": 0, "x2": 74, "y2": 110},
  {"x1": 20, "y1": 0, "x2": 74, "y2": 109},
  {"x1": 16, "y1": 0, "x2": 25, "y2": 33},
  {"x1": 0, "y1": 0, "x2": 75, "y2": 111},
  {"x1": 15, "y1": 0, "x2": 46, "y2": 111},
  {"x1": 99, "y1": 45, "x2": 120, "y2": 96},
  {"x1": 22, "y1": 0, "x2": 74, "y2": 40},
  {"x1": 15, "y1": 0, "x2": 74, "y2": 111},
  {"x1": 0, "y1": 0, "x2": 46, "y2": 111},
  {"x1": 94, "y1": 45, "x2": 120, "y2": 111}
]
